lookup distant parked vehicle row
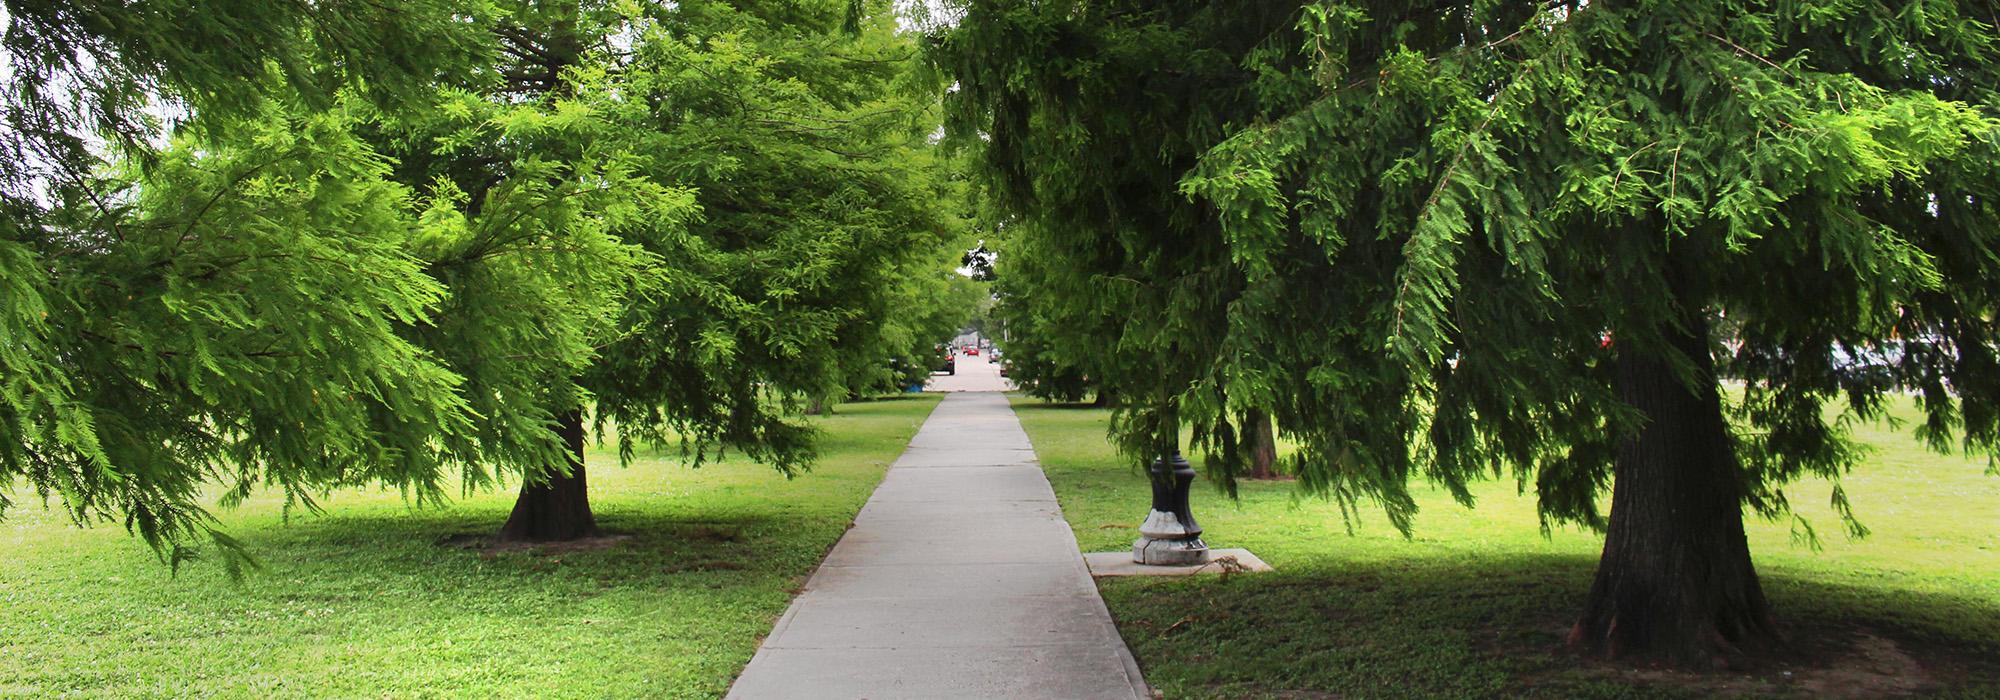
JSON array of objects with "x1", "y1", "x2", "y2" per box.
[{"x1": 934, "y1": 344, "x2": 956, "y2": 375}]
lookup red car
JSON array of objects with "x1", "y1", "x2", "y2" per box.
[{"x1": 965, "y1": 347, "x2": 980, "y2": 356}]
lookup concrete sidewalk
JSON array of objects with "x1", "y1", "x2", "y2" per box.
[
  {"x1": 726, "y1": 392, "x2": 1149, "y2": 700},
  {"x1": 926, "y1": 352, "x2": 1014, "y2": 392}
]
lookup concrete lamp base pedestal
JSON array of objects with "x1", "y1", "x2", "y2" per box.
[
  {"x1": 1133, "y1": 536, "x2": 1209, "y2": 565},
  {"x1": 1133, "y1": 509, "x2": 1209, "y2": 566},
  {"x1": 1133, "y1": 450, "x2": 1210, "y2": 567}
]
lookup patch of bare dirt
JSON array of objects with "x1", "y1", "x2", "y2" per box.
[
  {"x1": 1787, "y1": 632, "x2": 1930, "y2": 697},
  {"x1": 1556, "y1": 626, "x2": 1944, "y2": 698}
]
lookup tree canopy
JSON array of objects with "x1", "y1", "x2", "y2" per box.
[
  {"x1": 936, "y1": 1, "x2": 1299, "y2": 461},
  {"x1": 1192, "y1": 0, "x2": 2000, "y2": 664},
  {"x1": 1, "y1": 0, "x2": 510, "y2": 566},
  {"x1": 2, "y1": 0, "x2": 971, "y2": 559},
  {"x1": 18, "y1": 0, "x2": 1997, "y2": 670},
  {"x1": 942, "y1": 0, "x2": 2000, "y2": 666}
]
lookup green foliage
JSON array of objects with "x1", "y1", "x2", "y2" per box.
[
  {"x1": 0, "y1": 0, "x2": 612, "y2": 562},
  {"x1": 857, "y1": 261, "x2": 987, "y2": 395},
  {"x1": 0, "y1": 0, "x2": 492, "y2": 197},
  {"x1": 1, "y1": 0, "x2": 504, "y2": 562},
  {"x1": 986, "y1": 224, "x2": 1106, "y2": 403},
  {"x1": 1, "y1": 109, "x2": 497, "y2": 568},
  {"x1": 937, "y1": 2, "x2": 1298, "y2": 462},
  {"x1": 2, "y1": 0, "x2": 970, "y2": 559},
  {"x1": 1186, "y1": 0, "x2": 2000, "y2": 534},
  {"x1": 364, "y1": 0, "x2": 708, "y2": 478},
  {"x1": 946, "y1": 0, "x2": 2000, "y2": 536},
  {"x1": 577, "y1": 0, "x2": 966, "y2": 458}
]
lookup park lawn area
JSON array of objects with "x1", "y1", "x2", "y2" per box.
[
  {"x1": 0, "y1": 394, "x2": 940, "y2": 700},
  {"x1": 1012, "y1": 396, "x2": 2000, "y2": 699}
]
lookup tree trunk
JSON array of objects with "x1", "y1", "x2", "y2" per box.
[
  {"x1": 1243, "y1": 408, "x2": 1280, "y2": 479},
  {"x1": 497, "y1": 408, "x2": 600, "y2": 542},
  {"x1": 1567, "y1": 313, "x2": 1780, "y2": 668}
]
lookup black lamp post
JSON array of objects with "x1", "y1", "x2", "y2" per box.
[{"x1": 1132, "y1": 449, "x2": 1208, "y2": 565}]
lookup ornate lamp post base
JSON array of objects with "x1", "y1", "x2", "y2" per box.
[
  {"x1": 1133, "y1": 528, "x2": 1209, "y2": 565},
  {"x1": 1133, "y1": 451, "x2": 1209, "y2": 566}
]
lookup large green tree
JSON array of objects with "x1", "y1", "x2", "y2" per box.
[
  {"x1": 985, "y1": 223, "x2": 1111, "y2": 404},
  {"x1": 579, "y1": 0, "x2": 964, "y2": 537},
  {"x1": 630, "y1": 2, "x2": 967, "y2": 398},
  {"x1": 1182, "y1": 0, "x2": 2000, "y2": 666},
  {"x1": 373, "y1": 0, "x2": 966, "y2": 541},
  {"x1": 945, "y1": 0, "x2": 2000, "y2": 668},
  {"x1": 936, "y1": 2, "x2": 1296, "y2": 464},
  {"x1": 1, "y1": 0, "x2": 966, "y2": 557},
  {"x1": 361, "y1": 0, "x2": 668, "y2": 542},
  {"x1": 0, "y1": 0, "x2": 515, "y2": 564}
]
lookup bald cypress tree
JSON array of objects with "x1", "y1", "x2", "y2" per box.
[
  {"x1": 985, "y1": 222, "x2": 1114, "y2": 404},
  {"x1": 375, "y1": 0, "x2": 964, "y2": 541},
  {"x1": 1185, "y1": 0, "x2": 2000, "y2": 666},
  {"x1": 0, "y1": 0, "x2": 511, "y2": 565},
  {"x1": 938, "y1": 1, "x2": 1301, "y2": 460},
  {"x1": 0, "y1": 0, "x2": 960, "y2": 555},
  {"x1": 947, "y1": 0, "x2": 2000, "y2": 668}
]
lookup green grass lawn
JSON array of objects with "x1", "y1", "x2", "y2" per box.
[
  {"x1": 0, "y1": 394, "x2": 941, "y2": 699},
  {"x1": 1012, "y1": 396, "x2": 2000, "y2": 699}
]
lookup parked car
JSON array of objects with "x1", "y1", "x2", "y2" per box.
[{"x1": 934, "y1": 345, "x2": 956, "y2": 375}]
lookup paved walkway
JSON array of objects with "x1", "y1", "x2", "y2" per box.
[
  {"x1": 926, "y1": 352, "x2": 1014, "y2": 392},
  {"x1": 726, "y1": 392, "x2": 1148, "y2": 699}
]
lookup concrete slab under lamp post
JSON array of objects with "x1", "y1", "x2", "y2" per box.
[{"x1": 1086, "y1": 449, "x2": 1273, "y2": 579}]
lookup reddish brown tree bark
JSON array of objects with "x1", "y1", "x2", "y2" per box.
[
  {"x1": 497, "y1": 408, "x2": 600, "y2": 542},
  {"x1": 1567, "y1": 313, "x2": 1780, "y2": 668},
  {"x1": 1243, "y1": 408, "x2": 1280, "y2": 479}
]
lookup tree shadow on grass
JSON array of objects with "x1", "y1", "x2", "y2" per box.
[
  {"x1": 1102, "y1": 551, "x2": 2000, "y2": 699},
  {"x1": 4, "y1": 506, "x2": 862, "y2": 699},
  {"x1": 1012, "y1": 400, "x2": 1107, "y2": 411},
  {"x1": 211, "y1": 507, "x2": 846, "y2": 595},
  {"x1": 841, "y1": 394, "x2": 932, "y2": 404}
]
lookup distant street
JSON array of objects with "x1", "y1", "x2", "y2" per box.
[{"x1": 926, "y1": 352, "x2": 1014, "y2": 392}]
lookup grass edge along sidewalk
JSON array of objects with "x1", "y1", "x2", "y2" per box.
[
  {"x1": 0, "y1": 394, "x2": 943, "y2": 699},
  {"x1": 1010, "y1": 394, "x2": 2000, "y2": 700}
]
